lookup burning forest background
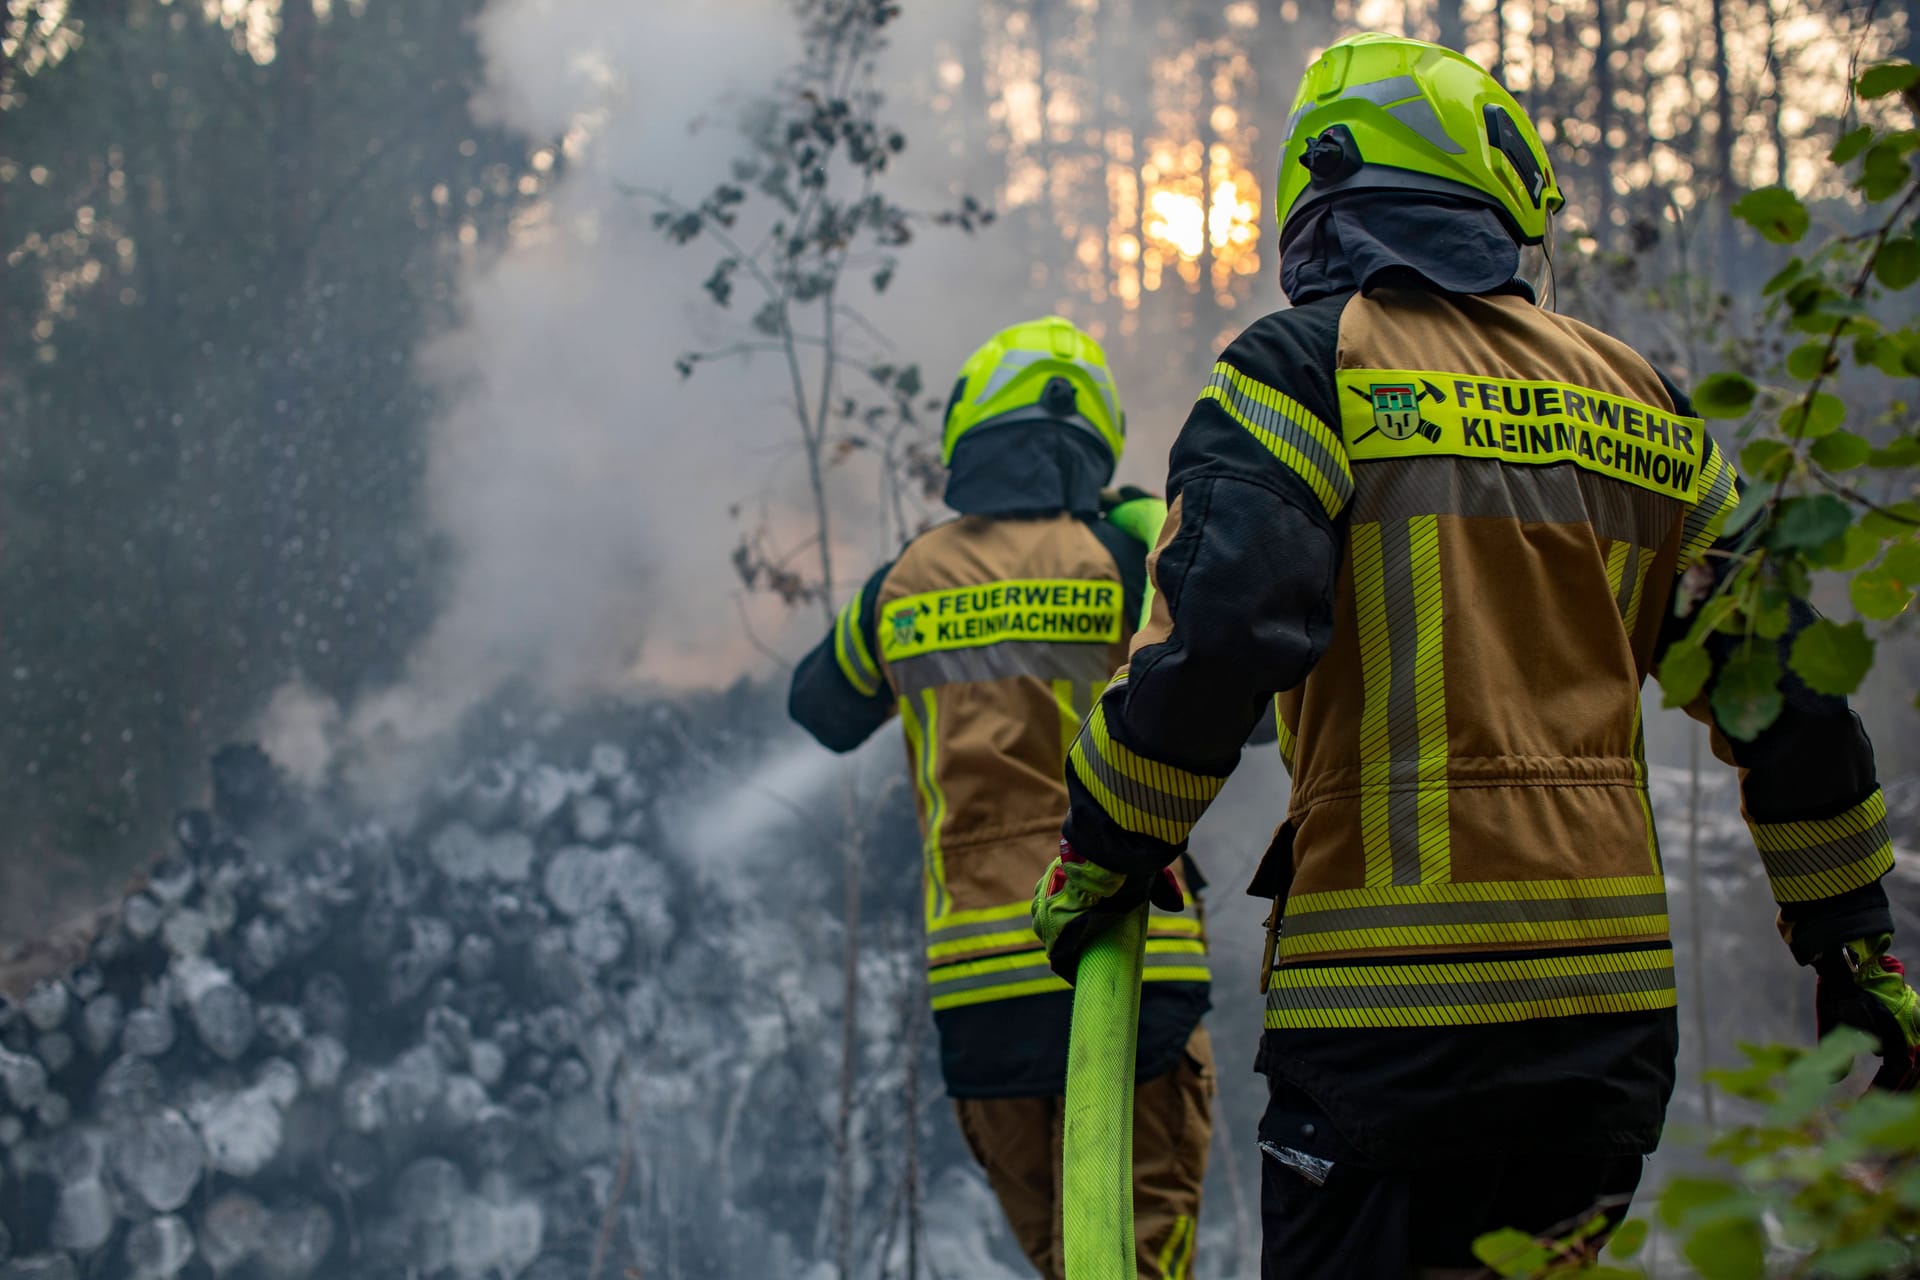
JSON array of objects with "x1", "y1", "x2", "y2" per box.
[{"x1": 2, "y1": 1, "x2": 1919, "y2": 1277}]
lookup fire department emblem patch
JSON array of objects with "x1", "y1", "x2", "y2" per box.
[
  {"x1": 888, "y1": 605, "x2": 925, "y2": 649},
  {"x1": 1350, "y1": 379, "x2": 1447, "y2": 443}
]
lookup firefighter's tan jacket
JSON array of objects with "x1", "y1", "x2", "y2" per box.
[
  {"x1": 791, "y1": 501, "x2": 1212, "y2": 1095},
  {"x1": 1064, "y1": 285, "x2": 1893, "y2": 1035}
]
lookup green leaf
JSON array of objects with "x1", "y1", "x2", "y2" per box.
[
  {"x1": 1810, "y1": 429, "x2": 1871, "y2": 472},
  {"x1": 1659, "y1": 1175, "x2": 1741, "y2": 1227},
  {"x1": 1786, "y1": 341, "x2": 1833, "y2": 379},
  {"x1": 1770, "y1": 495, "x2": 1852, "y2": 550},
  {"x1": 1739, "y1": 438, "x2": 1795, "y2": 481},
  {"x1": 1886, "y1": 540, "x2": 1920, "y2": 584},
  {"x1": 1850, "y1": 566, "x2": 1916, "y2": 619},
  {"x1": 1860, "y1": 500, "x2": 1920, "y2": 537},
  {"x1": 1607, "y1": 1218, "x2": 1649, "y2": 1260},
  {"x1": 1658, "y1": 640, "x2": 1713, "y2": 708},
  {"x1": 1682, "y1": 1218, "x2": 1767, "y2": 1280},
  {"x1": 1763, "y1": 257, "x2": 1805, "y2": 295},
  {"x1": 1877, "y1": 235, "x2": 1920, "y2": 289},
  {"x1": 1711, "y1": 644, "x2": 1784, "y2": 740},
  {"x1": 1733, "y1": 186, "x2": 1810, "y2": 243},
  {"x1": 1830, "y1": 125, "x2": 1875, "y2": 165},
  {"x1": 1471, "y1": 1227, "x2": 1551, "y2": 1277},
  {"x1": 1790, "y1": 621, "x2": 1874, "y2": 695},
  {"x1": 1831, "y1": 525, "x2": 1881, "y2": 572},
  {"x1": 1858, "y1": 61, "x2": 1920, "y2": 100},
  {"x1": 1868, "y1": 435, "x2": 1920, "y2": 467},
  {"x1": 1860, "y1": 142, "x2": 1914, "y2": 202},
  {"x1": 1810, "y1": 1238, "x2": 1911, "y2": 1280},
  {"x1": 1779, "y1": 392, "x2": 1845, "y2": 439},
  {"x1": 1693, "y1": 371, "x2": 1759, "y2": 419}
]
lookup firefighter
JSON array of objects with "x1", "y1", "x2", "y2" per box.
[
  {"x1": 1031, "y1": 33, "x2": 1920, "y2": 1278},
  {"x1": 789, "y1": 316, "x2": 1214, "y2": 1280}
]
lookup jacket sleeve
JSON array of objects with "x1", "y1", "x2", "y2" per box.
[
  {"x1": 788, "y1": 563, "x2": 895, "y2": 753},
  {"x1": 1651, "y1": 384, "x2": 1893, "y2": 964},
  {"x1": 1063, "y1": 298, "x2": 1353, "y2": 877}
]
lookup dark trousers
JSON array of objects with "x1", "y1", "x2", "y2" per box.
[{"x1": 1259, "y1": 1080, "x2": 1645, "y2": 1279}]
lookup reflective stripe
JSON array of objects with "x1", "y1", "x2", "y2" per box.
[
  {"x1": 1678, "y1": 445, "x2": 1739, "y2": 570},
  {"x1": 1353, "y1": 523, "x2": 1395, "y2": 885},
  {"x1": 929, "y1": 938, "x2": 1209, "y2": 1011},
  {"x1": 902, "y1": 691, "x2": 950, "y2": 922},
  {"x1": 1156, "y1": 1213, "x2": 1196, "y2": 1280},
  {"x1": 973, "y1": 348, "x2": 1121, "y2": 430},
  {"x1": 1050, "y1": 676, "x2": 1106, "y2": 776},
  {"x1": 927, "y1": 898, "x2": 1205, "y2": 960},
  {"x1": 1273, "y1": 696, "x2": 1297, "y2": 777},
  {"x1": 834, "y1": 593, "x2": 881, "y2": 697},
  {"x1": 1353, "y1": 518, "x2": 1450, "y2": 888},
  {"x1": 1200, "y1": 363, "x2": 1353, "y2": 518},
  {"x1": 1279, "y1": 875, "x2": 1670, "y2": 958},
  {"x1": 890, "y1": 637, "x2": 1113, "y2": 697},
  {"x1": 1605, "y1": 540, "x2": 1631, "y2": 611},
  {"x1": 1407, "y1": 517, "x2": 1451, "y2": 885},
  {"x1": 1622, "y1": 545, "x2": 1653, "y2": 638},
  {"x1": 1266, "y1": 946, "x2": 1677, "y2": 1029},
  {"x1": 1751, "y1": 790, "x2": 1896, "y2": 902},
  {"x1": 1348, "y1": 457, "x2": 1675, "y2": 539},
  {"x1": 1069, "y1": 685, "x2": 1227, "y2": 846}
]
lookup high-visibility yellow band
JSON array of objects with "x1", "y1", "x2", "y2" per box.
[
  {"x1": 1751, "y1": 791, "x2": 1895, "y2": 903},
  {"x1": 1282, "y1": 874, "x2": 1671, "y2": 957},
  {"x1": 1069, "y1": 693, "x2": 1227, "y2": 846},
  {"x1": 1353, "y1": 522, "x2": 1394, "y2": 888},
  {"x1": 903, "y1": 691, "x2": 950, "y2": 923},
  {"x1": 1287, "y1": 874, "x2": 1669, "y2": 913},
  {"x1": 880, "y1": 579, "x2": 1121, "y2": 662},
  {"x1": 926, "y1": 928, "x2": 1037, "y2": 961},
  {"x1": 1156, "y1": 1214, "x2": 1196, "y2": 1280},
  {"x1": 834, "y1": 593, "x2": 882, "y2": 697},
  {"x1": 1266, "y1": 946, "x2": 1676, "y2": 1029},
  {"x1": 927, "y1": 946, "x2": 1209, "y2": 1011},
  {"x1": 1678, "y1": 445, "x2": 1741, "y2": 571},
  {"x1": 1274, "y1": 696, "x2": 1297, "y2": 776},
  {"x1": 927, "y1": 900, "x2": 1033, "y2": 933},
  {"x1": 1200, "y1": 362, "x2": 1353, "y2": 518},
  {"x1": 1338, "y1": 368, "x2": 1708, "y2": 503}
]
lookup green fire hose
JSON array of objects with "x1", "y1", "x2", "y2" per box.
[{"x1": 1061, "y1": 902, "x2": 1148, "y2": 1278}]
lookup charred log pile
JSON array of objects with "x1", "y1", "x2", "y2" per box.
[{"x1": 0, "y1": 710, "x2": 845, "y2": 1280}]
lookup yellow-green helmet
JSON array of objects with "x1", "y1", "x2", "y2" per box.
[
  {"x1": 941, "y1": 316, "x2": 1124, "y2": 474},
  {"x1": 1276, "y1": 33, "x2": 1563, "y2": 249}
]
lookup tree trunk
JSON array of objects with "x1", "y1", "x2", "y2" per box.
[
  {"x1": 1766, "y1": 2, "x2": 1788, "y2": 186},
  {"x1": 1435, "y1": 0, "x2": 1469, "y2": 53},
  {"x1": 1489, "y1": 0, "x2": 1508, "y2": 86},
  {"x1": 1710, "y1": 0, "x2": 1738, "y2": 269},
  {"x1": 1593, "y1": 0, "x2": 1615, "y2": 248}
]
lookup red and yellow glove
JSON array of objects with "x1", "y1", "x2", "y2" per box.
[
  {"x1": 1815, "y1": 934, "x2": 1920, "y2": 1092},
  {"x1": 1030, "y1": 839, "x2": 1182, "y2": 984}
]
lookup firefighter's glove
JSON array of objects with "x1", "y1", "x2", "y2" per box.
[
  {"x1": 1031, "y1": 839, "x2": 1182, "y2": 984},
  {"x1": 1815, "y1": 934, "x2": 1920, "y2": 1092}
]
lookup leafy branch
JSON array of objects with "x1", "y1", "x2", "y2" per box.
[{"x1": 1657, "y1": 59, "x2": 1920, "y2": 734}]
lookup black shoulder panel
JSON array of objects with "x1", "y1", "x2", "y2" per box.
[{"x1": 788, "y1": 561, "x2": 895, "y2": 753}]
